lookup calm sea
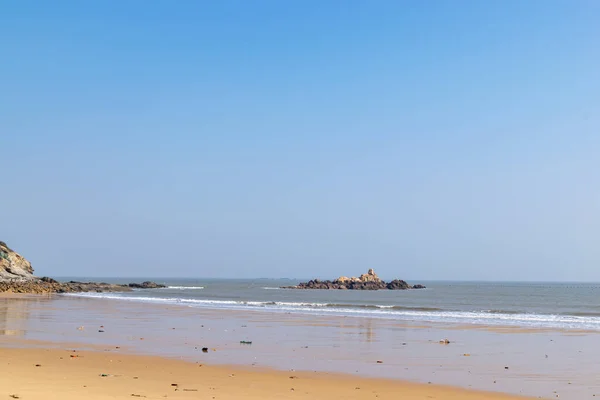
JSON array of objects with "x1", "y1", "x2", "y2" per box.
[{"x1": 60, "y1": 278, "x2": 600, "y2": 330}]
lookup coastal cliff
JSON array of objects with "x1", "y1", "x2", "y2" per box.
[
  {"x1": 285, "y1": 269, "x2": 426, "y2": 290},
  {"x1": 0, "y1": 241, "x2": 165, "y2": 294},
  {"x1": 0, "y1": 241, "x2": 34, "y2": 281}
]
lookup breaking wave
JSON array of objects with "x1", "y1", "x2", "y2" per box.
[{"x1": 63, "y1": 292, "x2": 600, "y2": 331}]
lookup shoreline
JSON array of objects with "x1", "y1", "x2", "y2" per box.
[
  {"x1": 2, "y1": 293, "x2": 598, "y2": 399},
  {"x1": 62, "y1": 290, "x2": 600, "y2": 334},
  {"x1": 8, "y1": 290, "x2": 600, "y2": 335},
  {"x1": 0, "y1": 345, "x2": 536, "y2": 400}
]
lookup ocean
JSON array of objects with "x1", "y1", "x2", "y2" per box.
[{"x1": 61, "y1": 278, "x2": 600, "y2": 331}]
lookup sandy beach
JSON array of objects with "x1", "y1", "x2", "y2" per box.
[
  {"x1": 2, "y1": 293, "x2": 598, "y2": 399},
  {"x1": 0, "y1": 346, "x2": 535, "y2": 400}
]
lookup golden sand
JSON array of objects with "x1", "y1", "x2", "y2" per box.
[{"x1": 0, "y1": 347, "x2": 536, "y2": 400}]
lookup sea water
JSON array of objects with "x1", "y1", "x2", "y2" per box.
[{"x1": 62, "y1": 278, "x2": 600, "y2": 331}]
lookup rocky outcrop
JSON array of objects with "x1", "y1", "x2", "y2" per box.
[
  {"x1": 0, "y1": 241, "x2": 34, "y2": 281},
  {"x1": 0, "y1": 241, "x2": 164, "y2": 294},
  {"x1": 128, "y1": 281, "x2": 166, "y2": 289},
  {"x1": 0, "y1": 280, "x2": 134, "y2": 294},
  {"x1": 385, "y1": 279, "x2": 411, "y2": 290},
  {"x1": 284, "y1": 269, "x2": 425, "y2": 290},
  {"x1": 0, "y1": 277, "x2": 166, "y2": 294}
]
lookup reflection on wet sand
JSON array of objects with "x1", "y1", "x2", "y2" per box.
[
  {"x1": 362, "y1": 319, "x2": 374, "y2": 343},
  {"x1": 0, "y1": 295, "x2": 48, "y2": 336},
  {"x1": 0, "y1": 297, "x2": 29, "y2": 336}
]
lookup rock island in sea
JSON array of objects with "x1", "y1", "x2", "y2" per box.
[
  {"x1": 0, "y1": 240, "x2": 165, "y2": 294},
  {"x1": 283, "y1": 268, "x2": 426, "y2": 290}
]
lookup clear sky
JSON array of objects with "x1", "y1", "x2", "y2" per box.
[{"x1": 2, "y1": 1, "x2": 599, "y2": 280}]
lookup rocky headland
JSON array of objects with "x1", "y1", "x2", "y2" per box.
[
  {"x1": 0, "y1": 241, "x2": 165, "y2": 294},
  {"x1": 284, "y1": 269, "x2": 426, "y2": 290}
]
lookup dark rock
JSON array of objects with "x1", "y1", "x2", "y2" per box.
[
  {"x1": 386, "y1": 279, "x2": 410, "y2": 290},
  {"x1": 128, "y1": 281, "x2": 166, "y2": 289},
  {"x1": 412, "y1": 284, "x2": 427, "y2": 289},
  {"x1": 349, "y1": 281, "x2": 386, "y2": 290}
]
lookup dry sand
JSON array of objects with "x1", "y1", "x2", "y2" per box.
[{"x1": 0, "y1": 347, "x2": 537, "y2": 400}]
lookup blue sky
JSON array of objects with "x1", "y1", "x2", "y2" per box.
[{"x1": 2, "y1": 1, "x2": 599, "y2": 280}]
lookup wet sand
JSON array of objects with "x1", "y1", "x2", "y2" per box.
[
  {"x1": 0, "y1": 346, "x2": 534, "y2": 400},
  {"x1": 1, "y1": 294, "x2": 599, "y2": 399}
]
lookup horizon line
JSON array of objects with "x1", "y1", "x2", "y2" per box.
[{"x1": 47, "y1": 276, "x2": 600, "y2": 284}]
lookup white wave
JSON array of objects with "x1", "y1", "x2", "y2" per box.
[
  {"x1": 165, "y1": 286, "x2": 205, "y2": 290},
  {"x1": 65, "y1": 294, "x2": 334, "y2": 309},
  {"x1": 273, "y1": 301, "x2": 329, "y2": 307},
  {"x1": 261, "y1": 287, "x2": 281, "y2": 290},
  {"x1": 61, "y1": 293, "x2": 600, "y2": 330}
]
